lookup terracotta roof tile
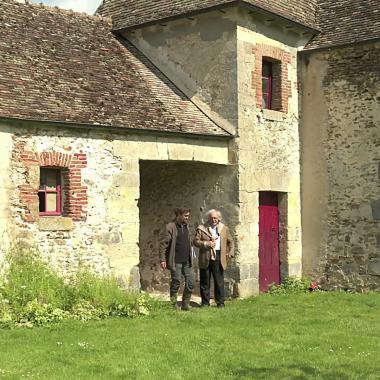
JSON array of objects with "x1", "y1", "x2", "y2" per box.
[
  {"x1": 306, "y1": 0, "x2": 380, "y2": 49},
  {"x1": 97, "y1": 0, "x2": 318, "y2": 31},
  {"x1": 0, "y1": 0, "x2": 229, "y2": 137}
]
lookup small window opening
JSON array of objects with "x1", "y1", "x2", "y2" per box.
[
  {"x1": 262, "y1": 60, "x2": 273, "y2": 109},
  {"x1": 38, "y1": 168, "x2": 62, "y2": 216}
]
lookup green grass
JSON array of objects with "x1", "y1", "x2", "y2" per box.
[{"x1": 0, "y1": 292, "x2": 379, "y2": 379}]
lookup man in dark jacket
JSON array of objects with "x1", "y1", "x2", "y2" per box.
[{"x1": 159, "y1": 207, "x2": 194, "y2": 310}]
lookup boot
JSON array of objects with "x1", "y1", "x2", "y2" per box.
[
  {"x1": 170, "y1": 292, "x2": 178, "y2": 308},
  {"x1": 181, "y1": 289, "x2": 192, "y2": 311}
]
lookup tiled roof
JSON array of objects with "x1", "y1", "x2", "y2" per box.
[
  {"x1": 0, "y1": 0, "x2": 229, "y2": 137},
  {"x1": 97, "y1": 0, "x2": 319, "y2": 31},
  {"x1": 306, "y1": 0, "x2": 380, "y2": 50}
]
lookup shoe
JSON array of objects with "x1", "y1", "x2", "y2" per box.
[
  {"x1": 181, "y1": 290, "x2": 192, "y2": 311},
  {"x1": 217, "y1": 303, "x2": 225, "y2": 308},
  {"x1": 170, "y1": 293, "x2": 178, "y2": 308},
  {"x1": 200, "y1": 303, "x2": 210, "y2": 308}
]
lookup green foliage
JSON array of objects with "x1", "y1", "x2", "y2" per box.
[
  {"x1": 2, "y1": 248, "x2": 69, "y2": 310},
  {"x1": 268, "y1": 276, "x2": 313, "y2": 295},
  {"x1": 0, "y1": 245, "x2": 154, "y2": 328}
]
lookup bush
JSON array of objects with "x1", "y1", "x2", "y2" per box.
[
  {"x1": 268, "y1": 276, "x2": 315, "y2": 295},
  {"x1": 0, "y1": 245, "x2": 154, "y2": 328},
  {"x1": 2, "y1": 249, "x2": 70, "y2": 310}
]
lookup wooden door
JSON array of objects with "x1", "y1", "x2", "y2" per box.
[{"x1": 259, "y1": 192, "x2": 280, "y2": 292}]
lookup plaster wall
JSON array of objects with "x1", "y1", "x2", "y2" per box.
[
  {"x1": 126, "y1": 9, "x2": 238, "y2": 134},
  {"x1": 0, "y1": 126, "x2": 13, "y2": 266},
  {"x1": 0, "y1": 121, "x2": 229, "y2": 288},
  {"x1": 300, "y1": 42, "x2": 380, "y2": 291}
]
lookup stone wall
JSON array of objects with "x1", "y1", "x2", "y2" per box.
[
  {"x1": 234, "y1": 14, "x2": 305, "y2": 296},
  {"x1": 127, "y1": 8, "x2": 308, "y2": 296},
  {"x1": 300, "y1": 41, "x2": 380, "y2": 291},
  {"x1": 0, "y1": 120, "x2": 229, "y2": 288},
  {"x1": 126, "y1": 8, "x2": 238, "y2": 134},
  {"x1": 139, "y1": 160, "x2": 238, "y2": 295},
  {"x1": 0, "y1": 125, "x2": 13, "y2": 268}
]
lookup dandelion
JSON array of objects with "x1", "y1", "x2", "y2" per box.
[{"x1": 78, "y1": 341, "x2": 89, "y2": 348}]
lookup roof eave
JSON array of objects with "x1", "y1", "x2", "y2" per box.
[
  {"x1": 0, "y1": 116, "x2": 233, "y2": 140},
  {"x1": 239, "y1": 1, "x2": 319, "y2": 34},
  {"x1": 112, "y1": 0, "x2": 319, "y2": 35}
]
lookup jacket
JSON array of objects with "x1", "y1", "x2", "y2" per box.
[
  {"x1": 193, "y1": 222, "x2": 234, "y2": 270},
  {"x1": 159, "y1": 221, "x2": 193, "y2": 270}
]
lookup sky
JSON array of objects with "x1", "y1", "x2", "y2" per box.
[{"x1": 30, "y1": 0, "x2": 102, "y2": 14}]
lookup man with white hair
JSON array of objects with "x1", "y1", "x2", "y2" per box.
[{"x1": 193, "y1": 209, "x2": 234, "y2": 308}]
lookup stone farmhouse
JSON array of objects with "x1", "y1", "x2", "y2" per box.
[{"x1": 0, "y1": 0, "x2": 379, "y2": 295}]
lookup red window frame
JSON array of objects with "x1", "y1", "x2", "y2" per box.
[
  {"x1": 38, "y1": 168, "x2": 62, "y2": 216},
  {"x1": 262, "y1": 60, "x2": 273, "y2": 110}
]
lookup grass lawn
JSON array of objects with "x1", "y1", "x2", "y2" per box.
[{"x1": 0, "y1": 292, "x2": 379, "y2": 379}]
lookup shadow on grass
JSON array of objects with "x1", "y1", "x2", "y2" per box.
[{"x1": 231, "y1": 365, "x2": 354, "y2": 380}]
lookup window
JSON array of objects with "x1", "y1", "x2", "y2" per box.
[
  {"x1": 262, "y1": 60, "x2": 273, "y2": 109},
  {"x1": 38, "y1": 168, "x2": 62, "y2": 216}
]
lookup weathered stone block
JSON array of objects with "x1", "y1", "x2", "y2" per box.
[
  {"x1": 128, "y1": 265, "x2": 141, "y2": 290},
  {"x1": 96, "y1": 231, "x2": 122, "y2": 245},
  {"x1": 239, "y1": 263, "x2": 252, "y2": 281},
  {"x1": 237, "y1": 278, "x2": 259, "y2": 297},
  {"x1": 168, "y1": 143, "x2": 193, "y2": 161},
  {"x1": 38, "y1": 217, "x2": 73, "y2": 231},
  {"x1": 287, "y1": 240, "x2": 302, "y2": 260},
  {"x1": 368, "y1": 259, "x2": 380, "y2": 276},
  {"x1": 287, "y1": 226, "x2": 301, "y2": 241},
  {"x1": 287, "y1": 262, "x2": 302, "y2": 277},
  {"x1": 371, "y1": 199, "x2": 380, "y2": 220},
  {"x1": 262, "y1": 109, "x2": 284, "y2": 121}
]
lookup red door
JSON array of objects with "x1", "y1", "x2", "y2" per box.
[{"x1": 259, "y1": 192, "x2": 280, "y2": 292}]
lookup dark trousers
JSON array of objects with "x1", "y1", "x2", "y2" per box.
[
  {"x1": 170, "y1": 262, "x2": 194, "y2": 296},
  {"x1": 200, "y1": 251, "x2": 225, "y2": 306}
]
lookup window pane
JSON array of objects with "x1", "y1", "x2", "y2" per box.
[
  {"x1": 262, "y1": 78, "x2": 269, "y2": 94},
  {"x1": 38, "y1": 192, "x2": 46, "y2": 212},
  {"x1": 46, "y1": 193, "x2": 57, "y2": 212},
  {"x1": 262, "y1": 94, "x2": 268, "y2": 109},
  {"x1": 45, "y1": 169, "x2": 58, "y2": 190},
  {"x1": 262, "y1": 61, "x2": 272, "y2": 77}
]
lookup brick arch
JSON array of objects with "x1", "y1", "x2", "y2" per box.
[{"x1": 38, "y1": 151, "x2": 72, "y2": 168}]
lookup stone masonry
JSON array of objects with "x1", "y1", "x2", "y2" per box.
[
  {"x1": 0, "y1": 121, "x2": 229, "y2": 289},
  {"x1": 300, "y1": 41, "x2": 380, "y2": 291},
  {"x1": 126, "y1": 7, "x2": 308, "y2": 296},
  {"x1": 2, "y1": 0, "x2": 379, "y2": 295}
]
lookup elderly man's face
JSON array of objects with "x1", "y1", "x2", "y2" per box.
[{"x1": 208, "y1": 212, "x2": 219, "y2": 226}]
